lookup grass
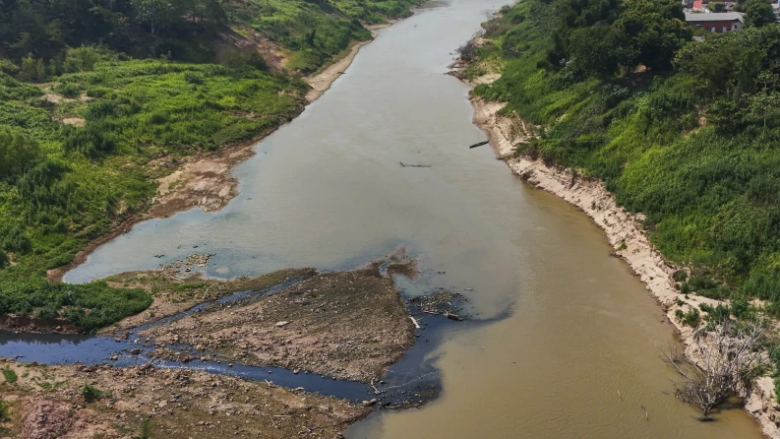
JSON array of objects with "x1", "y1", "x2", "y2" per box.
[
  {"x1": 476, "y1": 0, "x2": 780, "y2": 397},
  {"x1": 80, "y1": 383, "x2": 106, "y2": 402},
  {"x1": 475, "y1": 0, "x2": 780, "y2": 309},
  {"x1": 1, "y1": 368, "x2": 18, "y2": 384},
  {"x1": 225, "y1": 0, "x2": 422, "y2": 73},
  {"x1": 0, "y1": 0, "x2": 419, "y2": 332},
  {"x1": 0, "y1": 54, "x2": 305, "y2": 331}
]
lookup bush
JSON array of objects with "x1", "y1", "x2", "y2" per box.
[
  {"x1": 55, "y1": 83, "x2": 81, "y2": 98},
  {"x1": 86, "y1": 87, "x2": 111, "y2": 98},
  {"x1": 183, "y1": 72, "x2": 204, "y2": 84},
  {"x1": 135, "y1": 419, "x2": 154, "y2": 439},
  {"x1": 672, "y1": 270, "x2": 688, "y2": 282},
  {"x1": 80, "y1": 383, "x2": 105, "y2": 402},
  {"x1": 676, "y1": 308, "x2": 700, "y2": 327},
  {"x1": 0, "y1": 400, "x2": 9, "y2": 423},
  {"x1": 2, "y1": 368, "x2": 18, "y2": 384}
]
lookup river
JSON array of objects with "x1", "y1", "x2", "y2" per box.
[{"x1": 53, "y1": 0, "x2": 764, "y2": 437}]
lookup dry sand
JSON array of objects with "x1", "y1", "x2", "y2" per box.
[
  {"x1": 304, "y1": 21, "x2": 399, "y2": 103},
  {"x1": 464, "y1": 71, "x2": 780, "y2": 438}
]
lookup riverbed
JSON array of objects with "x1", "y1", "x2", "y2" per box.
[{"x1": 42, "y1": 0, "x2": 766, "y2": 437}]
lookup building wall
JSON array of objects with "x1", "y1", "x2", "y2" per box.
[{"x1": 689, "y1": 20, "x2": 741, "y2": 32}]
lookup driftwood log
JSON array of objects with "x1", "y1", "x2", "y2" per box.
[
  {"x1": 399, "y1": 162, "x2": 431, "y2": 168},
  {"x1": 468, "y1": 140, "x2": 489, "y2": 149}
]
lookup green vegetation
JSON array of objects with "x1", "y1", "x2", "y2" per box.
[
  {"x1": 0, "y1": 0, "x2": 419, "y2": 331},
  {"x1": 80, "y1": 383, "x2": 105, "y2": 402},
  {"x1": 134, "y1": 419, "x2": 154, "y2": 439},
  {"x1": 475, "y1": 0, "x2": 780, "y2": 395},
  {"x1": 675, "y1": 308, "x2": 701, "y2": 327},
  {"x1": 474, "y1": 0, "x2": 780, "y2": 309},
  {"x1": 0, "y1": 400, "x2": 9, "y2": 423},
  {"x1": 1, "y1": 368, "x2": 17, "y2": 384}
]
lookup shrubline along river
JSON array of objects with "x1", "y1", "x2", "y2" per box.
[{"x1": 57, "y1": 0, "x2": 763, "y2": 437}]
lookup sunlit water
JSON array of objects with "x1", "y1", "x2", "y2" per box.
[{"x1": 64, "y1": 1, "x2": 762, "y2": 437}]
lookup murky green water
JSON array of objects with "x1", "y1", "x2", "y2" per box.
[{"x1": 68, "y1": 1, "x2": 763, "y2": 438}]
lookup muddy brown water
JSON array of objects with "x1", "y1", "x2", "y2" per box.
[{"x1": 59, "y1": 0, "x2": 764, "y2": 437}]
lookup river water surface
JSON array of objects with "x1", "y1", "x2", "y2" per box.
[{"x1": 59, "y1": 1, "x2": 765, "y2": 438}]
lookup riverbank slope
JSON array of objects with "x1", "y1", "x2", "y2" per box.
[
  {"x1": 0, "y1": 0, "x2": 420, "y2": 332},
  {"x1": 457, "y1": 2, "x2": 780, "y2": 435}
]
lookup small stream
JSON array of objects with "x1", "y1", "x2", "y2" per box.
[{"x1": 0, "y1": 273, "x2": 480, "y2": 405}]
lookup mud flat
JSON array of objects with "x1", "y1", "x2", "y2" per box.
[
  {"x1": 0, "y1": 358, "x2": 370, "y2": 439},
  {"x1": 141, "y1": 266, "x2": 415, "y2": 382},
  {"x1": 459, "y1": 62, "x2": 780, "y2": 438},
  {"x1": 0, "y1": 263, "x2": 432, "y2": 436},
  {"x1": 99, "y1": 267, "x2": 317, "y2": 333}
]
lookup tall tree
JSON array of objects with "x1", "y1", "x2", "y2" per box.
[
  {"x1": 611, "y1": 0, "x2": 691, "y2": 71},
  {"x1": 745, "y1": 0, "x2": 776, "y2": 27}
]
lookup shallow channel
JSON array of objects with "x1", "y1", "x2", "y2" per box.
[{"x1": 37, "y1": 0, "x2": 768, "y2": 437}]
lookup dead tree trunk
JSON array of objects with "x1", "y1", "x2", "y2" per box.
[{"x1": 664, "y1": 318, "x2": 769, "y2": 421}]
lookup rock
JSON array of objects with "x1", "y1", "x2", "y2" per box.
[
  {"x1": 108, "y1": 355, "x2": 118, "y2": 361},
  {"x1": 444, "y1": 311, "x2": 463, "y2": 321},
  {"x1": 130, "y1": 348, "x2": 141, "y2": 355},
  {"x1": 158, "y1": 401, "x2": 168, "y2": 408},
  {"x1": 275, "y1": 321, "x2": 290, "y2": 328}
]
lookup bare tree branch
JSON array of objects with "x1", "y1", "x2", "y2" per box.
[{"x1": 664, "y1": 318, "x2": 769, "y2": 421}]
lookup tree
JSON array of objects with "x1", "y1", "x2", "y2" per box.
[
  {"x1": 35, "y1": 58, "x2": 46, "y2": 81},
  {"x1": 0, "y1": 129, "x2": 41, "y2": 183},
  {"x1": 665, "y1": 318, "x2": 770, "y2": 421},
  {"x1": 674, "y1": 30, "x2": 764, "y2": 98},
  {"x1": 569, "y1": 25, "x2": 629, "y2": 78},
  {"x1": 131, "y1": 0, "x2": 191, "y2": 35},
  {"x1": 710, "y1": 2, "x2": 726, "y2": 12},
  {"x1": 611, "y1": 0, "x2": 691, "y2": 71},
  {"x1": 745, "y1": 0, "x2": 776, "y2": 27},
  {"x1": 18, "y1": 53, "x2": 36, "y2": 81}
]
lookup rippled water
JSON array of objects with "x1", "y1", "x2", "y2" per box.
[{"x1": 61, "y1": 1, "x2": 763, "y2": 437}]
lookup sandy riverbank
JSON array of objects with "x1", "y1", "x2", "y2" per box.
[
  {"x1": 463, "y1": 72, "x2": 780, "y2": 438},
  {"x1": 305, "y1": 20, "x2": 400, "y2": 102},
  {"x1": 47, "y1": 19, "x2": 406, "y2": 284}
]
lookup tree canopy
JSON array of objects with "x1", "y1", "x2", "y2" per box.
[{"x1": 745, "y1": 0, "x2": 776, "y2": 28}]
